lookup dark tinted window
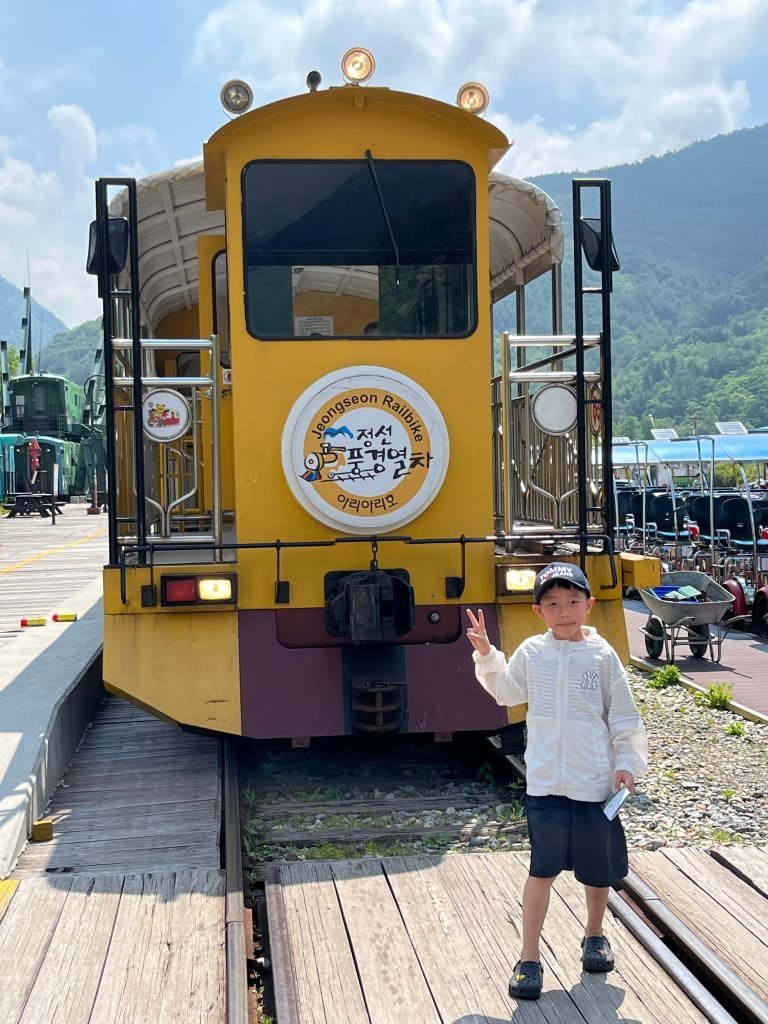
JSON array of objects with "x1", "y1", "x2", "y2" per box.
[{"x1": 243, "y1": 160, "x2": 476, "y2": 339}]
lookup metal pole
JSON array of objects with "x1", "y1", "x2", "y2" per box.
[
  {"x1": 126, "y1": 181, "x2": 147, "y2": 561},
  {"x1": 94, "y1": 179, "x2": 119, "y2": 564},
  {"x1": 572, "y1": 182, "x2": 588, "y2": 564}
]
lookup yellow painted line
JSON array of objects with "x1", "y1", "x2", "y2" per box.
[
  {"x1": 0, "y1": 529, "x2": 107, "y2": 577},
  {"x1": 0, "y1": 879, "x2": 19, "y2": 921}
]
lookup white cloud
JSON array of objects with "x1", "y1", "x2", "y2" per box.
[
  {"x1": 48, "y1": 104, "x2": 98, "y2": 174},
  {"x1": 191, "y1": 0, "x2": 768, "y2": 174},
  {"x1": 0, "y1": 107, "x2": 102, "y2": 328}
]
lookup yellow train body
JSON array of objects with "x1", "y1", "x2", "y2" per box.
[{"x1": 96, "y1": 69, "x2": 657, "y2": 740}]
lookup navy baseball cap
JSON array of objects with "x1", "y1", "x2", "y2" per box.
[{"x1": 534, "y1": 562, "x2": 591, "y2": 603}]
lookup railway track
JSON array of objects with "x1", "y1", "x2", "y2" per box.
[{"x1": 241, "y1": 732, "x2": 767, "y2": 1024}]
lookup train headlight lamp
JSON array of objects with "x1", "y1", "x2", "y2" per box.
[
  {"x1": 456, "y1": 82, "x2": 490, "y2": 115},
  {"x1": 341, "y1": 47, "x2": 376, "y2": 83},
  {"x1": 198, "y1": 578, "x2": 233, "y2": 602},
  {"x1": 220, "y1": 79, "x2": 254, "y2": 115},
  {"x1": 161, "y1": 574, "x2": 238, "y2": 607},
  {"x1": 505, "y1": 568, "x2": 537, "y2": 593},
  {"x1": 496, "y1": 565, "x2": 539, "y2": 597}
]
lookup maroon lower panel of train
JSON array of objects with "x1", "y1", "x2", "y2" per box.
[{"x1": 238, "y1": 604, "x2": 506, "y2": 740}]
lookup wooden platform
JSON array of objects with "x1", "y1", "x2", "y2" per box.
[
  {"x1": 625, "y1": 600, "x2": 768, "y2": 715},
  {"x1": 0, "y1": 868, "x2": 225, "y2": 1024},
  {"x1": 13, "y1": 698, "x2": 222, "y2": 877},
  {"x1": 270, "y1": 852, "x2": 713, "y2": 1023},
  {"x1": 631, "y1": 846, "x2": 768, "y2": 1003},
  {"x1": 0, "y1": 506, "x2": 107, "y2": 644}
]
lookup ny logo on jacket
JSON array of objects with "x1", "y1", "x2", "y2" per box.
[{"x1": 581, "y1": 670, "x2": 599, "y2": 691}]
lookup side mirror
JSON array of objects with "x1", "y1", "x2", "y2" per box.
[
  {"x1": 86, "y1": 216, "x2": 130, "y2": 275},
  {"x1": 580, "y1": 217, "x2": 620, "y2": 273}
]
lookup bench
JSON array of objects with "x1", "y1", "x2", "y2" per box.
[{"x1": 6, "y1": 493, "x2": 65, "y2": 519}]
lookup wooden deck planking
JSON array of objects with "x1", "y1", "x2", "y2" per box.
[
  {"x1": 330, "y1": 859, "x2": 443, "y2": 1024},
  {"x1": 281, "y1": 862, "x2": 370, "y2": 1024},
  {"x1": 278, "y1": 853, "x2": 713, "y2": 1024},
  {"x1": 0, "y1": 869, "x2": 226, "y2": 1024},
  {"x1": 0, "y1": 876, "x2": 73, "y2": 1024},
  {"x1": 631, "y1": 848, "x2": 768, "y2": 1002},
  {"x1": 13, "y1": 696, "x2": 221, "y2": 878},
  {"x1": 0, "y1": 508, "x2": 107, "y2": 642},
  {"x1": 710, "y1": 844, "x2": 768, "y2": 899},
  {"x1": 625, "y1": 600, "x2": 768, "y2": 715},
  {"x1": 16, "y1": 874, "x2": 123, "y2": 1024}
]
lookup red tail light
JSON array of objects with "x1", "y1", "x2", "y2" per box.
[{"x1": 163, "y1": 577, "x2": 198, "y2": 604}]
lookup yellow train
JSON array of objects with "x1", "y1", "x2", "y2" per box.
[{"x1": 89, "y1": 49, "x2": 658, "y2": 741}]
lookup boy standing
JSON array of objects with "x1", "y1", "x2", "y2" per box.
[{"x1": 466, "y1": 562, "x2": 647, "y2": 1000}]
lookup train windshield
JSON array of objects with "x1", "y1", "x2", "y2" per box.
[{"x1": 242, "y1": 160, "x2": 476, "y2": 339}]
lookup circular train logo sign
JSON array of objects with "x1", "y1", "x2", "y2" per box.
[
  {"x1": 281, "y1": 366, "x2": 450, "y2": 533},
  {"x1": 142, "y1": 388, "x2": 191, "y2": 443}
]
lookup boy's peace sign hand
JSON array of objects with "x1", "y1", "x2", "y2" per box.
[{"x1": 465, "y1": 608, "x2": 491, "y2": 657}]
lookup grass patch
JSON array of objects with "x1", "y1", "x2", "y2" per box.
[
  {"x1": 724, "y1": 721, "x2": 746, "y2": 737},
  {"x1": 648, "y1": 665, "x2": 681, "y2": 689},
  {"x1": 696, "y1": 682, "x2": 733, "y2": 710}
]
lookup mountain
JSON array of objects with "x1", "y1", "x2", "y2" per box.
[
  {"x1": 505, "y1": 123, "x2": 768, "y2": 435},
  {"x1": 37, "y1": 318, "x2": 102, "y2": 385},
  {"x1": 0, "y1": 274, "x2": 69, "y2": 357}
]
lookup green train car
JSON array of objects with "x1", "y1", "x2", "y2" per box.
[{"x1": 3, "y1": 373, "x2": 105, "y2": 499}]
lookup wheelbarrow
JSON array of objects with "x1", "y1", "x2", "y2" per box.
[{"x1": 638, "y1": 570, "x2": 738, "y2": 663}]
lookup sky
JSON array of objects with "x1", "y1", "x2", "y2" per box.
[{"x1": 1, "y1": 0, "x2": 768, "y2": 330}]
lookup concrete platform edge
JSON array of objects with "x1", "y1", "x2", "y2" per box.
[{"x1": 2, "y1": 644, "x2": 104, "y2": 879}]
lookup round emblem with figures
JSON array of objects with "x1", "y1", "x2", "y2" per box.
[
  {"x1": 141, "y1": 388, "x2": 191, "y2": 443},
  {"x1": 281, "y1": 366, "x2": 450, "y2": 533}
]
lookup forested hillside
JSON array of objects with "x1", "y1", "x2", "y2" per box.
[
  {"x1": 0, "y1": 274, "x2": 68, "y2": 355},
  {"x1": 508, "y1": 123, "x2": 768, "y2": 434},
  {"x1": 36, "y1": 318, "x2": 102, "y2": 385}
]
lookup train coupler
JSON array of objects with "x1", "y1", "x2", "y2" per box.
[{"x1": 349, "y1": 679, "x2": 405, "y2": 733}]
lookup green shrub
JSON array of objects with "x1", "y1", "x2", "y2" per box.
[
  {"x1": 697, "y1": 682, "x2": 733, "y2": 709},
  {"x1": 724, "y1": 721, "x2": 746, "y2": 737},
  {"x1": 648, "y1": 665, "x2": 681, "y2": 689}
]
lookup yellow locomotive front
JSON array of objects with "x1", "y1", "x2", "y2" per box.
[{"x1": 93, "y1": 52, "x2": 650, "y2": 741}]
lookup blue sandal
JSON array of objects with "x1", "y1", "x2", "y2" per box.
[
  {"x1": 509, "y1": 960, "x2": 543, "y2": 999},
  {"x1": 581, "y1": 935, "x2": 614, "y2": 972}
]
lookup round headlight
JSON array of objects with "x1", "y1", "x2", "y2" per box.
[
  {"x1": 341, "y1": 47, "x2": 376, "y2": 84},
  {"x1": 456, "y1": 82, "x2": 490, "y2": 115},
  {"x1": 220, "y1": 79, "x2": 253, "y2": 115}
]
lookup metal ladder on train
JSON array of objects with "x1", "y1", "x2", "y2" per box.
[
  {"x1": 91, "y1": 178, "x2": 223, "y2": 565},
  {"x1": 498, "y1": 179, "x2": 618, "y2": 568}
]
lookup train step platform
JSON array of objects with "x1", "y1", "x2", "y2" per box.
[
  {"x1": 265, "y1": 848, "x2": 768, "y2": 1024},
  {"x1": 625, "y1": 600, "x2": 768, "y2": 719}
]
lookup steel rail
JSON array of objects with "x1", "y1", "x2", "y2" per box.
[
  {"x1": 607, "y1": 891, "x2": 739, "y2": 1024},
  {"x1": 223, "y1": 741, "x2": 250, "y2": 1024},
  {"x1": 621, "y1": 869, "x2": 768, "y2": 1024}
]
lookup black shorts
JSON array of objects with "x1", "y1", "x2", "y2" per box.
[{"x1": 526, "y1": 794, "x2": 628, "y2": 888}]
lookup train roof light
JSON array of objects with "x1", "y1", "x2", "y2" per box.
[
  {"x1": 341, "y1": 47, "x2": 376, "y2": 84},
  {"x1": 306, "y1": 70, "x2": 322, "y2": 92},
  {"x1": 220, "y1": 79, "x2": 254, "y2": 115},
  {"x1": 456, "y1": 82, "x2": 490, "y2": 115}
]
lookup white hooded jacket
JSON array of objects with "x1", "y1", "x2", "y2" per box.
[{"x1": 473, "y1": 626, "x2": 648, "y2": 802}]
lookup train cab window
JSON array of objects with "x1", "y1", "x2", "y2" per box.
[
  {"x1": 212, "y1": 250, "x2": 231, "y2": 368},
  {"x1": 242, "y1": 160, "x2": 476, "y2": 339},
  {"x1": 33, "y1": 383, "x2": 46, "y2": 413}
]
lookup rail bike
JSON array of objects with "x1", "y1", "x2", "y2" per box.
[{"x1": 89, "y1": 48, "x2": 656, "y2": 741}]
